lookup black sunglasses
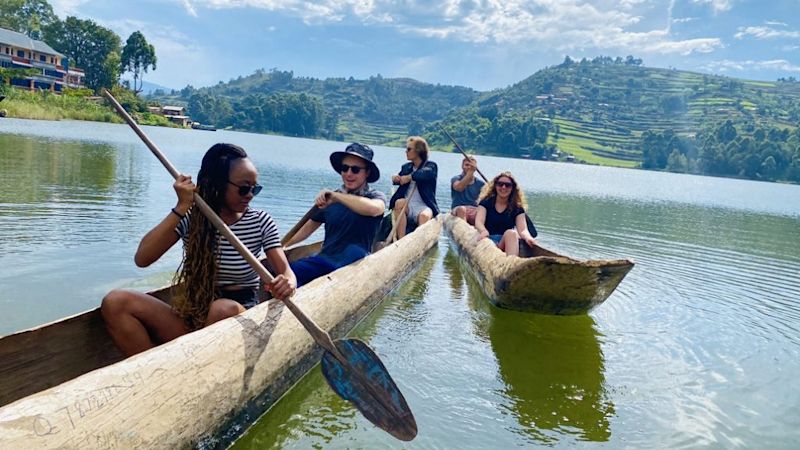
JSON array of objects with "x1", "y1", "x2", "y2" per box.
[
  {"x1": 228, "y1": 181, "x2": 262, "y2": 196},
  {"x1": 496, "y1": 181, "x2": 515, "y2": 189},
  {"x1": 340, "y1": 163, "x2": 366, "y2": 175}
]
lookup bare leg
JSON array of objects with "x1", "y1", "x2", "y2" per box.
[
  {"x1": 206, "y1": 299, "x2": 246, "y2": 325},
  {"x1": 417, "y1": 208, "x2": 433, "y2": 226},
  {"x1": 453, "y1": 206, "x2": 466, "y2": 220},
  {"x1": 502, "y1": 229, "x2": 520, "y2": 256},
  {"x1": 101, "y1": 289, "x2": 188, "y2": 357},
  {"x1": 394, "y1": 198, "x2": 409, "y2": 239}
]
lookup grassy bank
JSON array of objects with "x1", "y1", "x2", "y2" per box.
[{"x1": 0, "y1": 88, "x2": 176, "y2": 127}]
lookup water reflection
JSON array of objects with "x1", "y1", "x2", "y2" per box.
[
  {"x1": 231, "y1": 248, "x2": 440, "y2": 449},
  {"x1": 445, "y1": 248, "x2": 614, "y2": 443},
  {"x1": 0, "y1": 133, "x2": 118, "y2": 204}
]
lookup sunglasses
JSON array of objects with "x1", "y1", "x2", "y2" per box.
[
  {"x1": 496, "y1": 181, "x2": 515, "y2": 189},
  {"x1": 340, "y1": 163, "x2": 367, "y2": 175},
  {"x1": 405, "y1": 147, "x2": 414, "y2": 152},
  {"x1": 228, "y1": 181, "x2": 262, "y2": 196}
]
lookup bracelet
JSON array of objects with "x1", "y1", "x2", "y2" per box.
[{"x1": 170, "y1": 207, "x2": 185, "y2": 219}]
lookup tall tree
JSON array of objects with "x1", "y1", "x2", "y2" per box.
[
  {"x1": 121, "y1": 31, "x2": 157, "y2": 94},
  {"x1": 43, "y1": 16, "x2": 121, "y2": 91},
  {"x1": 0, "y1": 0, "x2": 57, "y2": 39}
]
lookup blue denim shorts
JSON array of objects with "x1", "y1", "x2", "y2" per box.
[{"x1": 489, "y1": 234, "x2": 503, "y2": 244}]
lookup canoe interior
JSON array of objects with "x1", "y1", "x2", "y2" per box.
[
  {"x1": 443, "y1": 215, "x2": 634, "y2": 315},
  {"x1": 0, "y1": 241, "x2": 322, "y2": 408}
]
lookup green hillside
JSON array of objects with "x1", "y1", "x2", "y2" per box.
[
  {"x1": 427, "y1": 56, "x2": 800, "y2": 182},
  {"x1": 153, "y1": 69, "x2": 479, "y2": 144},
  {"x1": 152, "y1": 58, "x2": 800, "y2": 183}
]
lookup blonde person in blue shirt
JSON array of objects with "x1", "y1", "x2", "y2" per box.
[{"x1": 101, "y1": 143, "x2": 296, "y2": 357}]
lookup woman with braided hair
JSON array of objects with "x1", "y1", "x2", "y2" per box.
[{"x1": 101, "y1": 143, "x2": 296, "y2": 356}]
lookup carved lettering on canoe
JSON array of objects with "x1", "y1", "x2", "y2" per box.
[{"x1": 33, "y1": 414, "x2": 57, "y2": 436}]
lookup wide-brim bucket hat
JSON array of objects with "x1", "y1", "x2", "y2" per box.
[{"x1": 330, "y1": 142, "x2": 380, "y2": 183}]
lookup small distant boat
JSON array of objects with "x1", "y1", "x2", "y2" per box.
[
  {"x1": 444, "y1": 215, "x2": 633, "y2": 315},
  {"x1": 191, "y1": 122, "x2": 216, "y2": 131}
]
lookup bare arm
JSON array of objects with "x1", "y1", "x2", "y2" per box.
[
  {"x1": 264, "y1": 247, "x2": 297, "y2": 300},
  {"x1": 283, "y1": 219, "x2": 322, "y2": 248},
  {"x1": 515, "y1": 213, "x2": 536, "y2": 246},
  {"x1": 452, "y1": 171, "x2": 476, "y2": 192},
  {"x1": 135, "y1": 174, "x2": 194, "y2": 267},
  {"x1": 475, "y1": 206, "x2": 489, "y2": 239},
  {"x1": 329, "y1": 191, "x2": 385, "y2": 217}
]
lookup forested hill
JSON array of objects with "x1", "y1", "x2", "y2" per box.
[
  {"x1": 154, "y1": 58, "x2": 800, "y2": 183},
  {"x1": 424, "y1": 56, "x2": 800, "y2": 183},
  {"x1": 156, "y1": 69, "x2": 479, "y2": 142}
]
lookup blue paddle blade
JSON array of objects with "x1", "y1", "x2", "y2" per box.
[{"x1": 321, "y1": 338, "x2": 417, "y2": 441}]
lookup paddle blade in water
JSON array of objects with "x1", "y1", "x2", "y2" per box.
[{"x1": 321, "y1": 338, "x2": 417, "y2": 441}]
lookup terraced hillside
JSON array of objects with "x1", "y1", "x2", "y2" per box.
[{"x1": 460, "y1": 58, "x2": 800, "y2": 166}]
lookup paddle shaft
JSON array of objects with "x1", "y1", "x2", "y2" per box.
[
  {"x1": 438, "y1": 123, "x2": 489, "y2": 183},
  {"x1": 281, "y1": 205, "x2": 319, "y2": 247},
  {"x1": 388, "y1": 185, "x2": 416, "y2": 243},
  {"x1": 103, "y1": 90, "x2": 343, "y2": 359}
]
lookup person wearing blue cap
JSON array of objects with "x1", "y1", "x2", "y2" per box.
[{"x1": 283, "y1": 142, "x2": 387, "y2": 286}]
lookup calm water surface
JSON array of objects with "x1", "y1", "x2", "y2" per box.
[{"x1": 1, "y1": 118, "x2": 799, "y2": 448}]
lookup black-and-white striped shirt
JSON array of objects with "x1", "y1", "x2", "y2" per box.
[{"x1": 176, "y1": 208, "x2": 281, "y2": 288}]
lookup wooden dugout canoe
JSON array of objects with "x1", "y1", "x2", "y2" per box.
[
  {"x1": 0, "y1": 217, "x2": 441, "y2": 449},
  {"x1": 443, "y1": 215, "x2": 633, "y2": 315}
]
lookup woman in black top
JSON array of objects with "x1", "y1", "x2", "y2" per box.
[{"x1": 475, "y1": 171, "x2": 537, "y2": 256}]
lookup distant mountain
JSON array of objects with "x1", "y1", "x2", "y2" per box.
[
  {"x1": 133, "y1": 80, "x2": 176, "y2": 95},
  {"x1": 424, "y1": 56, "x2": 800, "y2": 182},
  {"x1": 150, "y1": 59, "x2": 800, "y2": 183},
  {"x1": 153, "y1": 69, "x2": 480, "y2": 144}
]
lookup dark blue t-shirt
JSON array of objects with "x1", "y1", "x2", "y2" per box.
[
  {"x1": 479, "y1": 197, "x2": 525, "y2": 236},
  {"x1": 312, "y1": 188, "x2": 387, "y2": 263}
]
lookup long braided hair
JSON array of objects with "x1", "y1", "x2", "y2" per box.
[{"x1": 172, "y1": 143, "x2": 248, "y2": 330}]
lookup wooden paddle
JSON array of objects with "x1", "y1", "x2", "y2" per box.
[
  {"x1": 438, "y1": 123, "x2": 538, "y2": 238},
  {"x1": 389, "y1": 185, "x2": 416, "y2": 244},
  {"x1": 103, "y1": 90, "x2": 417, "y2": 441},
  {"x1": 280, "y1": 205, "x2": 319, "y2": 247}
]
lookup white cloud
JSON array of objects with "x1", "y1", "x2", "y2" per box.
[
  {"x1": 764, "y1": 21, "x2": 787, "y2": 27},
  {"x1": 405, "y1": 1, "x2": 722, "y2": 56},
  {"x1": 182, "y1": 0, "x2": 390, "y2": 24},
  {"x1": 691, "y1": 0, "x2": 734, "y2": 14},
  {"x1": 734, "y1": 26, "x2": 800, "y2": 40},
  {"x1": 703, "y1": 59, "x2": 800, "y2": 73},
  {"x1": 672, "y1": 17, "x2": 697, "y2": 24},
  {"x1": 174, "y1": 0, "x2": 723, "y2": 56},
  {"x1": 49, "y1": 0, "x2": 92, "y2": 16},
  {"x1": 175, "y1": 0, "x2": 198, "y2": 17}
]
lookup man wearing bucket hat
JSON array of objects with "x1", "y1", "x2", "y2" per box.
[{"x1": 283, "y1": 142, "x2": 387, "y2": 287}]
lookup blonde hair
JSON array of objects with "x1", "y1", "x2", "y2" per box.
[
  {"x1": 407, "y1": 136, "x2": 429, "y2": 162},
  {"x1": 478, "y1": 171, "x2": 527, "y2": 212}
]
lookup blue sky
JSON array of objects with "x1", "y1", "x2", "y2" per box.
[{"x1": 50, "y1": 0, "x2": 800, "y2": 91}]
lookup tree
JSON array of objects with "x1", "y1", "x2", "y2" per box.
[
  {"x1": 0, "y1": 0, "x2": 57, "y2": 39},
  {"x1": 121, "y1": 31, "x2": 157, "y2": 94},
  {"x1": 666, "y1": 149, "x2": 688, "y2": 173},
  {"x1": 43, "y1": 16, "x2": 122, "y2": 91}
]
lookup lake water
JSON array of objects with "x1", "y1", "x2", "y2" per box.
[{"x1": 1, "y1": 118, "x2": 799, "y2": 448}]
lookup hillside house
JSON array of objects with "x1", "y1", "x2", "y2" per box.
[
  {"x1": 0, "y1": 27, "x2": 85, "y2": 92},
  {"x1": 161, "y1": 105, "x2": 191, "y2": 127}
]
